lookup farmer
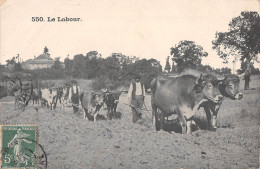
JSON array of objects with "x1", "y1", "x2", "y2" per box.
[
  {"x1": 128, "y1": 74, "x2": 145, "y2": 123},
  {"x1": 244, "y1": 62, "x2": 252, "y2": 90},
  {"x1": 68, "y1": 80, "x2": 80, "y2": 114}
]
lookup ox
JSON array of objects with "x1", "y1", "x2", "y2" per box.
[
  {"x1": 151, "y1": 74, "x2": 223, "y2": 134},
  {"x1": 41, "y1": 88, "x2": 57, "y2": 110},
  {"x1": 53, "y1": 87, "x2": 66, "y2": 109},
  {"x1": 103, "y1": 90, "x2": 121, "y2": 120},
  {"x1": 199, "y1": 74, "x2": 243, "y2": 129},
  {"x1": 31, "y1": 89, "x2": 42, "y2": 104},
  {"x1": 80, "y1": 91, "x2": 104, "y2": 122}
]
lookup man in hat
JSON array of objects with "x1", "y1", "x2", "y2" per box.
[
  {"x1": 68, "y1": 81, "x2": 80, "y2": 114},
  {"x1": 128, "y1": 74, "x2": 145, "y2": 123}
]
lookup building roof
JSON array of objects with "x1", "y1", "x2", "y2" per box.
[
  {"x1": 34, "y1": 53, "x2": 53, "y2": 60},
  {"x1": 27, "y1": 53, "x2": 55, "y2": 64}
]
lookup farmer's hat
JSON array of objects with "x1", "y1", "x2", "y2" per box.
[{"x1": 134, "y1": 74, "x2": 141, "y2": 80}]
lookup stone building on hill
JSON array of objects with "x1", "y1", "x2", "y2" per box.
[{"x1": 21, "y1": 53, "x2": 55, "y2": 70}]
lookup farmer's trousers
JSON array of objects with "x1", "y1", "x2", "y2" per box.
[
  {"x1": 131, "y1": 95, "x2": 144, "y2": 123},
  {"x1": 244, "y1": 75, "x2": 250, "y2": 90},
  {"x1": 71, "y1": 95, "x2": 79, "y2": 114}
]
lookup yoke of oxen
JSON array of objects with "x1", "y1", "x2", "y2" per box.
[{"x1": 154, "y1": 74, "x2": 222, "y2": 118}]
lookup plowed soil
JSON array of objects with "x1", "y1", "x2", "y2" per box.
[{"x1": 1, "y1": 76, "x2": 259, "y2": 169}]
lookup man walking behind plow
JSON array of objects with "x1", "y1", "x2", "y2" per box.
[
  {"x1": 68, "y1": 80, "x2": 80, "y2": 114},
  {"x1": 128, "y1": 74, "x2": 145, "y2": 123}
]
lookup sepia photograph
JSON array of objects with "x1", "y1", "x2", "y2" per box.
[{"x1": 0, "y1": 0, "x2": 259, "y2": 168}]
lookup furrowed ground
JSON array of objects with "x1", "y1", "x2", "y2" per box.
[{"x1": 0, "y1": 76, "x2": 259, "y2": 169}]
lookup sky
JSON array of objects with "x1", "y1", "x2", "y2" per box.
[{"x1": 0, "y1": 0, "x2": 259, "y2": 71}]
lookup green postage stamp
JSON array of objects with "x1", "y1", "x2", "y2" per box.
[{"x1": 0, "y1": 124, "x2": 38, "y2": 169}]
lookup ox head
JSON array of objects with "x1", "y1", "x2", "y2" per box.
[
  {"x1": 91, "y1": 91, "x2": 104, "y2": 109},
  {"x1": 195, "y1": 74, "x2": 223, "y2": 103},
  {"x1": 103, "y1": 91, "x2": 120, "y2": 104},
  {"x1": 218, "y1": 75, "x2": 243, "y2": 100}
]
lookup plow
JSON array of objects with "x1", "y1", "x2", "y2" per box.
[{"x1": 0, "y1": 72, "x2": 33, "y2": 111}]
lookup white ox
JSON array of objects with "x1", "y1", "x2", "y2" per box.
[{"x1": 41, "y1": 88, "x2": 57, "y2": 110}]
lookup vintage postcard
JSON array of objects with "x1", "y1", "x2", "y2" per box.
[{"x1": 0, "y1": 0, "x2": 259, "y2": 168}]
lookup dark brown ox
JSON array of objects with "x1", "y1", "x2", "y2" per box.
[
  {"x1": 80, "y1": 91, "x2": 104, "y2": 122},
  {"x1": 103, "y1": 90, "x2": 121, "y2": 120},
  {"x1": 199, "y1": 74, "x2": 243, "y2": 129},
  {"x1": 151, "y1": 74, "x2": 223, "y2": 134},
  {"x1": 31, "y1": 89, "x2": 42, "y2": 104}
]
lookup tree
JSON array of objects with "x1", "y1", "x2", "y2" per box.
[
  {"x1": 130, "y1": 59, "x2": 162, "y2": 89},
  {"x1": 43, "y1": 46, "x2": 49, "y2": 54},
  {"x1": 196, "y1": 64, "x2": 214, "y2": 72},
  {"x1": 64, "y1": 57, "x2": 73, "y2": 75},
  {"x1": 170, "y1": 40, "x2": 208, "y2": 72},
  {"x1": 171, "y1": 61, "x2": 177, "y2": 73},
  {"x1": 72, "y1": 54, "x2": 86, "y2": 77},
  {"x1": 6, "y1": 57, "x2": 16, "y2": 65},
  {"x1": 52, "y1": 57, "x2": 62, "y2": 69},
  {"x1": 14, "y1": 62, "x2": 23, "y2": 72},
  {"x1": 6, "y1": 57, "x2": 23, "y2": 71},
  {"x1": 86, "y1": 51, "x2": 100, "y2": 60},
  {"x1": 100, "y1": 56, "x2": 120, "y2": 80},
  {"x1": 0, "y1": 64, "x2": 5, "y2": 72},
  {"x1": 237, "y1": 61, "x2": 259, "y2": 75},
  {"x1": 164, "y1": 56, "x2": 171, "y2": 73},
  {"x1": 110, "y1": 53, "x2": 126, "y2": 66},
  {"x1": 212, "y1": 11, "x2": 260, "y2": 89}
]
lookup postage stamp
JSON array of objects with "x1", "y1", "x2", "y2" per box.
[{"x1": 0, "y1": 124, "x2": 38, "y2": 169}]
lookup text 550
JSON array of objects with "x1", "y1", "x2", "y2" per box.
[{"x1": 32, "y1": 17, "x2": 44, "y2": 22}]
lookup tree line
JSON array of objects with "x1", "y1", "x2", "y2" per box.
[{"x1": 1, "y1": 51, "x2": 162, "y2": 90}]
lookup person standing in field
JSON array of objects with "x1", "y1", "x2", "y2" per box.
[
  {"x1": 68, "y1": 81, "x2": 80, "y2": 114},
  {"x1": 244, "y1": 62, "x2": 252, "y2": 90},
  {"x1": 128, "y1": 74, "x2": 145, "y2": 123}
]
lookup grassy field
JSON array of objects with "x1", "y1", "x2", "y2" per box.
[{"x1": 0, "y1": 75, "x2": 259, "y2": 169}]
